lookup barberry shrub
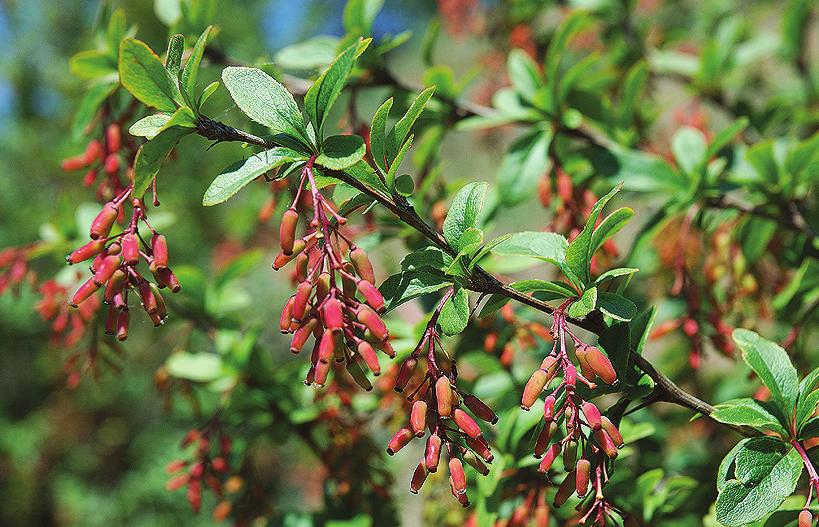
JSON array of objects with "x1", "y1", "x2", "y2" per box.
[{"x1": 1, "y1": 1, "x2": 818, "y2": 526}]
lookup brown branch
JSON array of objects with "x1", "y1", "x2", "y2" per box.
[{"x1": 193, "y1": 116, "x2": 754, "y2": 436}]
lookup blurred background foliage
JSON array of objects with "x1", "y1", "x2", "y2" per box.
[{"x1": 0, "y1": 0, "x2": 817, "y2": 526}]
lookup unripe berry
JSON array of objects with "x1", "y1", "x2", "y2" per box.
[
  {"x1": 280, "y1": 296, "x2": 295, "y2": 333},
  {"x1": 357, "y1": 279, "x2": 385, "y2": 312},
  {"x1": 410, "y1": 400, "x2": 428, "y2": 437},
  {"x1": 543, "y1": 394, "x2": 556, "y2": 421},
  {"x1": 116, "y1": 308, "x2": 130, "y2": 341},
  {"x1": 350, "y1": 246, "x2": 375, "y2": 283},
  {"x1": 272, "y1": 239, "x2": 306, "y2": 269},
  {"x1": 553, "y1": 471, "x2": 576, "y2": 507},
  {"x1": 435, "y1": 376, "x2": 453, "y2": 417},
  {"x1": 586, "y1": 346, "x2": 617, "y2": 384},
  {"x1": 538, "y1": 443, "x2": 561, "y2": 473},
  {"x1": 601, "y1": 416, "x2": 624, "y2": 448},
  {"x1": 290, "y1": 318, "x2": 317, "y2": 353},
  {"x1": 594, "y1": 429, "x2": 619, "y2": 459},
  {"x1": 463, "y1": 394, "x2": 498, "y2": 424},
  {"x1": 104, "y1": 269, "x2": 127, "y2": 303},
  {"x1": 90, "y1": 202, "x2": 119, "y2": 240},
  {"x1": 386, "y1": 427, "x2": 414, "y2": 455},
  {"x1": 314, "y1": 358, "x2": 330, "y2": 386},
  {"x1": 345, "y1": 359, "x2": 373, "y2": 391},
  {"x1": 521, "y1": 369, "x2": 548, "y2": 410},
  {"x1": 463, "y1": 449, "x2": 489, "y2": 476},
  {"x1": 534, "y1": 421, "x2": 557, "y2": 457},
  {"x1": 279, "y1": 208, "x2": 299, "y2": 255},
  {"x1": 453, "y1": 408, "x2": 482, "y2": 439},
  {"x1": 318, "y1": 330, "x2": 336, "y2": 363},
  {"x1": 66, "y1": 239, "x2": 106, "y2": 264},
  {"x1": 356, "y1": 305, "x2": 388, "y2": 341},
  {"x1": 540, "y1": 355, "x2": 559, "y2": 376},
  {"x1": 562, "y1": 440, "x2": 577, "y2": 471}
]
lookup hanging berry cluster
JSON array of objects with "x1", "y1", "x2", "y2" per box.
[
  {"x1": 0, "y1": 246, "x2": 32, "y2": 295},
  {"x1": 521, "y1": 299, "x2": 624, "y2": 526},
  {"x1": 66, "y1": 185, "x2": 180, "y2": 340},
  {"x1": 61, "y1": 122, "x2": 132, "y2": 199},
  {"x1": 166, "y1": 420, "x2": 233, "y2": 516},
  {"x1": 386, "y1": 288, "x2": 498, "y2": 507},
  {"x1": 274, "y1": 156, "x2": 393, "y2": 387}
]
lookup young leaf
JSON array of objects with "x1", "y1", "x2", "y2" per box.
[
  {"x1": 497, "y1": 127, "x2": 553, "y2": 205},
  {"x1": 180, "y1": 25, "x2": 213, "y2": 110},
  {"x1": 380, "y1": 270, "x2": 450, "y2": 312},
  {"x1": 706, "y1": 118, "x2": 748, "y2": 159},
  {"x1": 304, "y1": 39, "x2": 371, "y2": 140},
  {"x1": 387, "y1": 87, "x2": 435, "y2": 159},
  {"x1": 671, "y1": 126, "x2": 708, "y2": 175},
  {"x1": 203, "y1": 147, "x2": 305, "y2": 206},
  {"x1": 439, "y1": 288, "x2": 469, "y2": 336},
  {"x1": 715, "y1": 438, "x2": 802, "y2": 527},
  {"x1": 590, "y1": 207, "x2": 633, "y2": 255},
  {"x1": 443, "y1": 182, "x2": 488, "y2": 248},
  {"x1": 370, "y1": 97, "x2": 393, "y2": 173},
  {"x1": 133, "y1": 126, "x2": 195, "y2": 198},
  {"x1": 70, "y1": 50, "x2": 118, "y2": 80},
  {"x1": 343, "y1": 160, "x2": 390, "y2": 195},
  {"x1": 129, "y1": 113, "x2": 173, "y2": 139},
  {"x1": 165, "y1": 34, "x2": 184, "y2": 77},
  {"x1": 732, "y1": 329, "x2": 799, "y2": 420},
  {"x1": 221, "y1": 66, "x2": 311, "y2": 148},
  {"x1": 594, "y1": 267, "x2": 639, "y2": 285},
  {"x1": 565, "y1": 185, "x2": 621, "y2": 285},
  {"x1": 71, "y1": 82, "x2": 118, "y2": 141},
  {"x1": 119, "y1": 38, "x2": 181, "y2": 112},
  {"x1": 567, "y1": 287, "x2": 597, "y2": 319},
  {"x1": 316, "y1": 134, "x2": 366, "y2": 170},
  {"x1": 386, "y1": 134, "x2": 413, "y2": 192},
  {"x1": 507, "y1": 49, "x2": 542, "y2": 103}
]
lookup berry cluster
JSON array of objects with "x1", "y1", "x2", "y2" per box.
[
  {"x1": 166, "y1": 422, "x2": 234, "y2": 516},
  {"x1": 387, "y1": 289, "x2": 498, "y2": 507},
  {"x1": 61, "y1": 123, "x2": 131, "y2": 199},
  {"x1": 521, "y1": 299, "x2": 624, "y2": 525},
  {"x1": 0, "y1": 246, "x2": 32, "y2": 295},
  {"x1": 274, "y1": 156, "x2": 393, "y2": 387},
  {"x1": 66, "y1": 186, "x2": 180, "y2": 339},
  {"x1": 481, "y1": 303, "x2": 553, "y2": 367},
  {"x1": 36, "y1": 277, "x2": 100, "y2": 348}
]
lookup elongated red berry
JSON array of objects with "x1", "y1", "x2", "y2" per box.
[
  {"x1": 564, "y1": 364, "x2": 577, "y2": 389},
  {"x1": 122, "y1": 233, "x2": 139, "y2": 266},
  {"x1": 449, "y1": 457, "x2": 466, "y2": 494},
  {"x1": 152, "y1": 234, "x2": 169, "y2": 269},
  {"x1": 575, "y1": 459, "x2": 591, "y2": 498},
  {"x1": 594, "y1": 429, "x2": 618, "y2": 459},
  {"x1": 537, "y1": 443, "x2": 560, "y2": 473},
  {"x1": 357, "y1": 279, "x2": 385, "y2": 312},
  {"x1": 581, "y1": 401, "x2": 602, "y2": 430},
  {"x1": 463, "y1": 449, "x2": 489, "y2": 476},
  {"x1": 105, "y1": 124, "x2": 121, "y2": 153},
  {"x1": 290, "y1": 318, "x2": 317, "y2": 354},
  {"x1": 453, "y1": 408, "x2": 482, "y2": 439},
  {"x1": 465, "y1": 436, "x2": 493, "y2": 462},
  {"x1": 116, "y1": 309, "x2": 130, "y2": 341},
  {"x1": 799, "y1": 509, "x2": 813, "y2": 527},
  {"x1": 90, "y1": 203, "x2": 118, "y2": 240},
  {"x1": 540, "y1": 355, "x2": 559, "y2": 377},
  {"x1": 84, "y1": 139, "x2": 103, "y2": 164},
  {"x1": 104, "y1": 153, "x2": 120, "y2": 175},
  {"x1": 92, "y1": 255, "x2": 121, "y2": 286},
  {"x1": 543, "y1": 394, "x2": 556, "y2": 421},
  {"x1": 280, "y1": 296, "x2": 295, "y2": 333},
  {"x1": 586, "y1": 346, "x2": 617, "y2": 384},
  {"x1": 104, "y1": 269, "x2": 126, "y2": 303},
  {"x1": 553, "y1": 471, "x2": 576, "y2": 507},
  {"x1": 356, "y1": 305, "x2": 388, "y2": 341},
  {"x1": 601, "y1": 416, "x2": 624, "y2": 447},
  {"x1": 356, "y1": 341, "x2": 381, "y2": 375},
  {"x1": 292, "y1": 281, "x2": 312, "y2": 322},
  {"x1": 272, "y1": 239, "x2": 306, "y2": 270},
  {"x1": 410, "y1": 462, "x2": 428, "y2": 493},
  {"x1": 522, "y1": 369, "x2": 548, "y2": 410},
  {"x1": 534, "y1": 421, "x2": 557, "y2": 457},
  {"x1": 318, "y1": 330, "x2": 336, "y2": 363},
  {"x1": 138, "y1": 279, "x2": 158, "y2": 314},
  {"x1": 61, "y1": 155, "x2": 87, "y2": 171},
  {"x1": 322, "y1": 297, "x2": 344, "y2": 331},
  {"x1": 435, "y1": 376, "x2": 453, "y2": 417},
  {"x1": 350, "y1": 247, "x2": 375, "y2": 283},
  {"x1": 425, "y1": 433, "x2": 442, "y2": 471},
  {"x1": 386, "y1": 427, "x2": 414, "y2": 455},
  {"x1": 394, "y1": 357, "x2": 416, "y2": 392},
  {"x1": 66, "y1": 239, "x2": 106, "y2": 264},
  {"x1": 410, "y1": 400, "x2": 428, "y2": 437},
  {"x1": 70, "y1": 279, "x2": 100, "y2": 307},
  {"x1": 463, "y1": 394, "x2": 498, "y2": 424},
  {"x1": 153, "y1": 267, "x2": 181, "y2": 292},
  {"x1": 314, "y1": 359, "x2": 330, "y2": 386},
  {"x1": 279, "y1": 208, "x2": 299, "y2": 255}
]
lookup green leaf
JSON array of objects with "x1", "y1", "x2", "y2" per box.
[
  {"x1": 343, "y1": 160, "x2": 390, "y2": 195},
  {"x1": 706, "y1": 118, "x2": 748, "y2": 159},
  {"x1": 304, "y1": 39, "x2": 371, "y2": 139},
  {"x1": 511, "y1": 279, "x2": 576, "y2": 299},
  {"x1": 597, "y1": 292, "x2": 637, "y2": 322},
  {"x1": 221, "y1": 66, "x2": 310, "y2": 148},
  {"x1": 439, "y1": 288, "x2": 469, "y2": 336},
  {"x1": 595, "y1": 267, "x2": 639, "y2": 285},
  {"x1": 497, "y1": 128, "x2": 553, "y2": 205},
  {"x1": 565, "y1": 185, "x2": 620, "y2": 285},
  {"x1": 180, "y1": 25, "x2": 213, "y2": 110},
  {"x1": 796, "y1": 389, "x2": 819, "y2": 431},
  {"x1": 630, "y1": 306, "x2": 656, "y2": 355},
  {"x1": 671, "y1": 126, "x2": 708, "y2": 175},
  {"x1": 492, "y1": 231, "x2": 571, "y2": 277},
  {"x1": 711, "y1": 398, "x2": 788, "y2": 435},
  {"x1": 198, "y1": 81, "x2": 220, "y2": 109},
  {"x1": 443, "y1": 182, "x2": 488, "y2": 248},
  {"x1": 119, "y1": 38, "x2": 181, "y2": 112},
  {"x1": 590, "y1": 207, "x2": 633, "y2": 255},
  {"x1": 316, "y1": 135, "x2": 366, "y2": 170},
  {"x1": 401, "y1": 247, "x2": 453, "y2": 273},
  {"x1": 387, "y1": 87, "x2": 435, "y2": 159},
  {"x1": 274, "y1": 35, "x2": 340, "y2": 71},
  {"x1": 717, "y1": 438, "x2": 752, "y2": 493},
  {"x1": 507, "y1": 49, "x2": 543, "y2": 103},
  {"x1": 733, "y1": 329, "x2": 799, "y2": 420},
  {"x1": 394, "y1": 174, "x2": 415, "y2": 196},
  {"x1": 386, "y1": 134, "x2": 413, "y2": 192},
  {"x1": 70, "y1": 50, "x2": 117, "y2": 80},
  {"x1": 380, "y1": 270, "x2": 451, "y2": 312},
  {"x1": 203, "y1": 147, "x2": 305, "y2": 206},
  {"x1": 343, "y1": 0, "x2": 384, "y2": 35},
  {"x1": 567, "y1": 287, "x2": 597, "y2": 319},
  {"x1": 715, "y1": 439, "x2": 802, "y2": 526},
  {"x1": 129, "y1": 113, "x2": 173, "y2": 139},
  {"x1": 166, "y1": 351, "x2": 224, "y2": 383},
  {"x1": 71, "y1": 82, "x2": 118, "y2": 141},
  {"x1": 370, "y1": 97, "x2": 393, "y2": 173},
  {"x1": 165, "y1": 34, "x2": 184, "y2": 78},
  {"x1": 800, "y1": 417, "x2": 819, "y2": 440},
  {"x1": 132, "y1": 124, "x2": 194, "y2": 198}
]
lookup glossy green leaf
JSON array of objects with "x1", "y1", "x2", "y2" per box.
[
  {"x1": 316, "y1": 135, "x2": 366, "y2": 170},
  {"x1": 443, "y1": 182, "x2": 488, "y2": 248},
  {"x1": 733, "y1": 329, "x2": 799, "y2": 419},
  {"x1": 132, "y1": 124, "x2": 194, "y2": 198},
  {"x1": 597, "y1": 292, "x2": 637, "y2": 322},
  {"x1": 565, "y1": 185, "x2": 620, "y2": 285},
  {"x1": 370, "y1": 97, "x2": 393, "y2": 173},
  {"x1": 711, "y1": 398, "x2": 788, "y2": 435},
  {"x1": 343, "y1": 160, "x2": 390, "y2": 195},
  {"x1": 387, "y1": 87, "x2": 435, "y2": 159},
  {"x1": 129, "y1": 113, "x2": 173, "y2": 139},
  {"x1": 119, "y1": 38, "x2": 180, "y2": 112},
  {"x1": 274, "y1": 35, "x2": 339, "y2": 71},
  {"x1": 165, "y1": 34, "x2": 184, "y2": 77},
  {"x1": 594, "y1": 267, "x2": 639, "y2": 285},
  {"x1": 221, "y1": 66, "x2": 310, "y2": 147},
  {"x1": 70, "y1": 50, "x2": 117, "y2": 80},
  {"x1": 386, "y1": 134, "x2": 413, "y2": 192},
  {"x1": 567, "y1": 287, "x2": 597, "y2": 319},
  {"x1": 180, "y1": 25, "x2": 213, "y2": 110},
  {"x1": 590, "y1": 207, "x2": 633, "y2": 255},
  {"x1": 380, "y1": 270, "x2": 451, "y2": 312},
  {"x1": 203, "y1": 147, "x2": 305, "y2": 206},
  {"x1": 439, "y1": 287, "x2": 469, "y2": 336},
  {"x1": 497, "y1": 128, "x2": 553, "y2": 205}
]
